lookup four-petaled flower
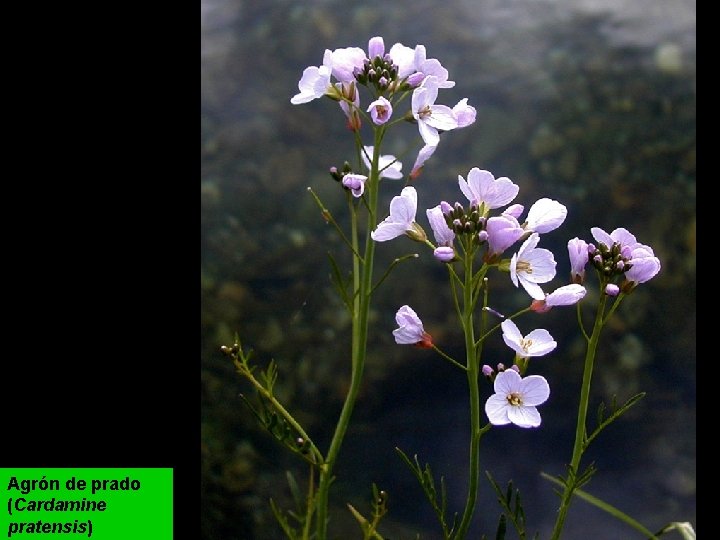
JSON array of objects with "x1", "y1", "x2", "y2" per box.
[
  {"x1": 458, "y1": 168, "x2": 519, "y2": 212},
  {"x1": 372, "y1": 186, "x2": 424, "y2": 242},
  {"x1": 485, "y1": 369, "x2": 550, "y2": 428},
  {"x1": 393, "y1": 305, "x2": 433, "y2": 348},
  {"x1": 411, "y1": 76, "x2": 458, "y2": 146},
  {"x1": 510, "y1": 233, "x2": 557, "y2": 300},
  {"x1": 367, "y1": 96, "x2": 393, "y2": 125},
  {"x1": 500, "y1": 319, "x2": 557, "y2": 358},
  {"x1": 341, "y1": 173, "x2": 368, "y2": 198}
]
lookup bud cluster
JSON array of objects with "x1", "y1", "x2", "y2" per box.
[
  {"x1": 442, "y1": 201, "x2": 486, "y2": 237},
  {"x1": 354, "y1": 54, "x2": 399, "y2": 92},
  {"x1": 589, "y1": 241, "x2": 633, "y2": 279}
]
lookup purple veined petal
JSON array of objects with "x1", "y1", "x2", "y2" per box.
[
  {"x1": 524, "y1": 329, "x2": 557, "y2": 355},
  {"x1": 494, "y1": 367, "x2": 522, "y2": 394},
  {"x1": 427, "y1": 206, "x2": 455, "y2": 245},
  {"x1": 507, "y1": 405, "x2": 542, "y2": 428},
  {"x1": 590, "y1": 227, "x2": 613, "y2": 248},
  {"x1": 395, "y1": 305, "x2": 421, "y2": 325},
  {"x1": 329, "y1": 46, "x2": 367, "y2": 82},
  {"x1": 520, "y1": 375, "x2": 550, "y2": 406},
  {"x1": 485, "y1": 394, "x2": 512, "y2": 425},
  {"x1": 371, "y1": 220, "x2": 409, "y2": 241},
  {"x1": 523, "y1": 248, "x2": 557, "y2": 282},
  {"x1": 501, "y1": 319, "x2": 523, "y2": 345},
  {"x1": 389, "y1": 42, "x2": 418, "y2": 78},
  {"x1": 393, "y1": 327, "x2": 420, "y2": 344},
  {"x1": 391, "y1": 187, "x2": 417, "y2": 222},
  {"x1": 425, "y1": 105, "x2": 458, "y2": 131},
  {"x1": 609, "y1": 227, "x2": 638, "y2": 247},
  {"x1": 545, "y1": 284, "x2": 587, "y2": 306},
  {"x1": 504, "y1": 204, "x2": 524, "y2": 219},
  {"x1": 626, "y1": 256, "x2": 661, "y2": 283},
  {"x1": 487, "y1": 215, "x2": 524, "y2": 255},
  {"x1": 526, "y1": 198, "x2": 568, "y2": 233},
  {"x1": 368, "y1": 36, "x2": 385, "y2": 59},
  {"x1": 418, "y1": 121, "x2": 440, "y2": 146}
]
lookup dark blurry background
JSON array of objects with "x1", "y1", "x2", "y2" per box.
[{"x1": 201, "y1": 1, "x2": 695, "y2": 538}]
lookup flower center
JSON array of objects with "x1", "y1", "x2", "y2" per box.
[
  {"x1": 520, "y1": 337, "x2": 533, "y2": 353},
  {"x1": 506, "y1": 392, "x2": 523, "y2": 406},
  {"x1": 517, "y1": 260, "x2": 533, "y2": 273},
  {"x1": 418, "y1": 105, "x2": 432, "y2": 119}
]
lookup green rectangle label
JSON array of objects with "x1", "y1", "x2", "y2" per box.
[{"x1": 1, "y1": 468, "x2": 172, "y2": 539}]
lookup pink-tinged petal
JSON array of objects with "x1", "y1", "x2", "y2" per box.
[
  {"x1": 487, "y1": 215, "x2": 524, "y2": 255},
  {"x1": 626, "y1": 257, "x2": 661, "y2": 283},
  {"x1": 368, "y1": 36, "x2": 385, "y2": 58},
  {"x1": 545, "y1": 284, "x2": 586, "y2": 306},
  {"x1": 371, "y1": 220, "x2": 408, "y2": 241},
  {"x1": 452, "y1": 98, "x2": 476, "y2": 127},
  {"x1": 590, "y1": 227, "x2": 613, "y2": 248},
  {"x1": 631, "y1": 245, "x2": 655, "y2": 258},
  {"x1": 427, "y1": 206, "x2": 455, "y2": 245},
  {"x1": 504, "y1": 204, "x2": 524, "y2": 219},
  {"x1": 520, "y1": 375, "x2": 550, "y2": 406},
  {"x1": 610, "y1": 227, "x2": 637, "y2": 247},
  {"x1": 485, "y1": 395, "x2": 512, "y2": 425},
  {"x1": 494, "y1": 367, "x2": 522, "y2": 394},
  {"x1": 434, "y1": 246, "x2": 456, "y2": 262},
  {"x1": 507, "y1": 405, "x2": 542, "y2": 428},
  {"x1": 329, "y1": 46, "x2": 367, "y2": 82},
  {"x1": 526, "y1": 198, "x2": 567, "y2": 233}
]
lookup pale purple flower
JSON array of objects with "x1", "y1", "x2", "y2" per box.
[
  {"x1": 409, "y1": 144, "x2": 437, "y2": 179},
  {"x1": 362, "y1": 146, "x2": 403, "y2": 180},
  {"x1": 501, "y1": 319, "x2": 557, "y2": 358},
  {"x1": 590, "y1": 226, "x2": 647, "y2": 254},
  {"x1": 452, "y1": 98, "x2": 476, "y2": 128},
  {"x1": 485, "y1": 369, "x2": 550, "y2": 428},
  {"x1": 371, "y1": 186, "x2": 418, "y2": 242},
  {"x1": 290, "y1": 64, "x2": 333, "y2": 104},
  {"x1": 591, "y1": 227, "x2": 661, "y2": 285},
  {"x1": 510, "y1": 233, "x2": 557, "y2": 300},
  {"x1": 531, "y1": 284, "x2": 587, "y2": 312},
  {"x1": 486, "y1": 214, "x2": 524, "y2": 256},
  {"x1": 411, "y1": 76, "x2": 458, "y2": 146},
  {"x1": 412, "y1": 45, "x2": 455, "y2": 88},
  {"x1": 524, "y1": 198, "x2": 567, "y2": 234},
  {"x1": 393, "y1": 305, "x2": 433, "y2": 347},
  {"x1": 568, "y1": 237, "x2": 589, "y2": 284},
  {"x1": 426, "y1": 205, "x2": 455, "y2": 246},
  {"x1": 341, "y1": 173, "x2": 368, "y2": 198},
  {"x1": 458, "y1": 168, "x2": 519, "y2": 211},
  {"x1": 367, "y1": 96, "x2": 393, "y2": 125}
]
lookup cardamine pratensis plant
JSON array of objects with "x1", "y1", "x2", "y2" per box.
[{"x1": 221, "y1": 36, "x2": 694, "y2": 540}]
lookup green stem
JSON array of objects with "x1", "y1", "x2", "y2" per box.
[
  {"x1": 315, "y1": 128, "x2": 384, "y2": 540},
  {"x1": 454, "y1": 236, "x2": 483, "y2": 539},
  {"x1": 549, "y1": 293, "x2": 608, "y2": 540}
]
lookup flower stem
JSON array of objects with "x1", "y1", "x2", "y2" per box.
[
  {"x1": 454, "y1": 236, "x2": 483, "y2": 539},
  {"x1": 314, "y1": 129, "x2": 383, "y2": 540},
  {"x1": 549, "y1": 293, "x2": 608, "y2": 540}
]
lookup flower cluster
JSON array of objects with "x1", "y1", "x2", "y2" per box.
[{"x1": 291, "y1": 36, "x2": 476, "y2": 183}]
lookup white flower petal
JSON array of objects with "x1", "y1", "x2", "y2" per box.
[{"x1": 508, "y1": 405, "x2": 542, "y2": 428}]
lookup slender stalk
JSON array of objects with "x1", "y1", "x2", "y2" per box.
[
  {"x1": 454, "y1": 236, "x2": 482, "y2": 539},
  {"x1": 549, "y1": 293, "x2": 608, "y2": 540},
  {"x1": 315, "y1": 128, "x2": 383, "y2": 540}
]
